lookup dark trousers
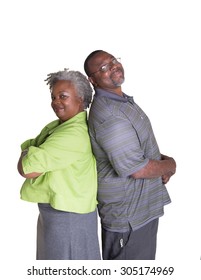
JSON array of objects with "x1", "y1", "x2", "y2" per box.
[{"x1": 102, "y1": 218, "x2": 159, "y2": 260}]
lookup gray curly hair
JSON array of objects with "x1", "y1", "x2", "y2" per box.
[{"x1": 45, "y1": 68, "x2": 93, "y2": 109}]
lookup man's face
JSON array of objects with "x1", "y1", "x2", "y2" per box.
[{"x1": 88, "y1": 51, "x2": 125, "y2": 93}]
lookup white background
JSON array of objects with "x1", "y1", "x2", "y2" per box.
[{"x1": 0, "y1": 0, "x2": 200, "y2": 278}]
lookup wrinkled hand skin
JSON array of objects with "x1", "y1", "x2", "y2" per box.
[
  {"x1": 161, "y1": 154, "x2": 176, "y2": 184},
  {"x1": 162, "y1": 171, "x2": 175, "y2": 184}
]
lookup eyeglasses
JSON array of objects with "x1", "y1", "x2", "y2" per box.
[{"x1": 89, "y1": 57, "x2": 121, "y2": 76}]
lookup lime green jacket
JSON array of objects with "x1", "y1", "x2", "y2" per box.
[{"x1": 20, "y1": 112, "x2": 98, "y2": 213}]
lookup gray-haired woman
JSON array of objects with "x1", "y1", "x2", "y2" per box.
[{"x1": 17, "y1": 69, "x2": 101, "y2": 260}]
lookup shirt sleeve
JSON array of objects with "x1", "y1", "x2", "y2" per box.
[
  {"x1": 95, "y1": 117, "x2": 149, "y2": 177},
  {"x1": 22, "y1": 124, "x2": 88, "y2": 174},
  {"x1": 21, "y1": 139, "x2": 37, "y2": 151}
]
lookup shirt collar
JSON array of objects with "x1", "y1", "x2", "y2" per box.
[
  {"x1": 46, "y1": 111, "x2": 87, "y2": 133},
  {"x1": 95, "y1": 88, "x2": 134, "y2": 104}
]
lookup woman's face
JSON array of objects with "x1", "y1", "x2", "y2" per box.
[{"x1": 51, "y1": 80, "x2": 83, "y2": 122}]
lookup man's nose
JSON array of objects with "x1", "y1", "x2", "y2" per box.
[{"x1": 110, "y1": 62, "x2": 118, "y2": 71}]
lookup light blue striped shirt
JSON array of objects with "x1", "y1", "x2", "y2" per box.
[{"x1": 88, "y1": 88, "x2": 171, "y2": 232}]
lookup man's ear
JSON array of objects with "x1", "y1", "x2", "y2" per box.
[
  {"x1": 88, "y1": 76, "x2": 96, "y2": 86},
  {"x1": 88, "y1": 76, "x2": 93, "y2": 83}
]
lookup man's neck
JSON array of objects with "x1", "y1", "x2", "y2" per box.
[{"x1": 96, "y1": 86, "x2": 123, "y2": 97}]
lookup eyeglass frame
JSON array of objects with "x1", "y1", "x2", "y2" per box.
[{"x1": 89, "y1": 57, "x2": 121, "y2": 76}]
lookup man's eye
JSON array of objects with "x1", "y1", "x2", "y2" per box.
[
  {"x1": 100, "y1": 65, "x2": 108, "y2": 72},
  {"x1": 112, "y1": 58, "x2": 118, "y2": 64}
]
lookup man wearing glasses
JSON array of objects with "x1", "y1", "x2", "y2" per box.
[{"x1": 84, "y1": 50, "x2": 176, "y2": 260}]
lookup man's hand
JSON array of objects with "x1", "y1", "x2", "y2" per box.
[{"x1": 162, "y1": 171, "x2": 175, "y2": 184}]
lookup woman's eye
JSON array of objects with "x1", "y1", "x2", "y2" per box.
[{"x1": 61, "y1": 94, "x2": 68, "y2": 99}]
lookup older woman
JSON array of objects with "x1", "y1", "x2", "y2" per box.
[{"x1": 17, "y1": 69, "x2": 101, "y2": 260}]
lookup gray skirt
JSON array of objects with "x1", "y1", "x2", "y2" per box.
[{"x1": 37, "y1": 203, "x2": 101, "y2": 260}]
